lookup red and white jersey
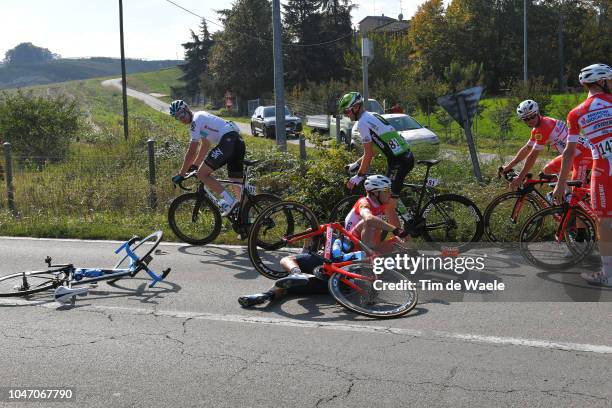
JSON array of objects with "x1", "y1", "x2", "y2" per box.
[
  {"x1": 345, "y1": 197, "x2": 386, "y2": 232},
  {"x1": 567, "y1": 94, "x2": 612, "y2": 160},
  {"x1": 527, "y1": 116, "x2": 590, "y2": 157}
]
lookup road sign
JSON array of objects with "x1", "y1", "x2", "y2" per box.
[
  {"x1": 437, "y1": 86, "x2": 482, "y2": 125},
  {"x1": 437, "y1": 87, "x2": 484, "y2": 182}
]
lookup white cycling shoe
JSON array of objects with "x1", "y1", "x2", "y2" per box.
[
  {"x1": 219, "y1": 199, "x2": 238, "y2": 216},
  {"x1": 54, "y1": 286, "x2": 89, "y2": 304}
]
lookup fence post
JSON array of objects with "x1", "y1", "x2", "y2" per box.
[
  {"x1": 299, "y1": 133, "x2": 307, "y2": 161},
  {"x1": 3, "y1": 142, "x2": 15, "y2": 213},
  {"x1": 147, "y1": 139, "x2": 157, "y2": 209}
]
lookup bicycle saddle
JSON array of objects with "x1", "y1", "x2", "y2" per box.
[{"x1": 417, "y1": 159, "x2": 441, "y2": 167}]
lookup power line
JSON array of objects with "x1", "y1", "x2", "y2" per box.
[{"x1": 162, "y1": 0, "x2": 354, "y2": 48}]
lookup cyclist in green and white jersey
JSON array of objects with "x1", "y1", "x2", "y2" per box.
[{"x1": 339, "y1": 91, "x2": 415, "y2": 228}]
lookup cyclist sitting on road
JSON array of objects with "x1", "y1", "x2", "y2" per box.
[
  {"x1": 502, "y1": 99, "x2": 592, "y2": 191},
  {"x1": 238, "y1": 175, "x2": 410, "y2": 307},
  {"x1": 553, "y1": 63, "x2": 612, "y2": 287},
  {"x1": 339, "y1": 92, "x2": 415, "y2": 229},
  {"x1": 169, "y1": 100, "x2": 245, "y2": 216}
]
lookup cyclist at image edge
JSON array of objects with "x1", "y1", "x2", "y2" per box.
[
  {"x1": 339, "y1": 92, "x2": 415, "y2": 229},
  {"x1": 553, "y1": 63, "x2": 612, "y2": 287},
  {"x1": 169, "y1": 100, "x2": 245, "y2": 216},
  {"x1": 502, "y1": 99, "x2": 592, "y2": 191},
  {"x1": 237, "y1": 175, "x2": 410, "y2": 307}
]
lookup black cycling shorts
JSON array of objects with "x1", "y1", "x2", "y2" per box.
[
  {"x1": 204, "y1": 131, "x2": 245, "y2": 178},
  {"x1": 386, "y1": 151, "x2": 414, "y2": 198},
  {"x1": 285, "y1": 254, "x2": 329, "y2": 295}
]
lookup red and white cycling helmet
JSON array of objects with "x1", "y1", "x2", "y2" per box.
[
  {"x1": 579, "y1": 63, "x2": 612, "y2": 84},
  {"x1": 516, "y1": 99, "x2": 539, "y2": 120}
]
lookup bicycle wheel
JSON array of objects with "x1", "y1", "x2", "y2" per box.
[
  {"x1": 329, "y1": 195, "x2": 360, "y2": 222},
  {"x1": 484, "y1": 191, "x2": 545, "y2": 244},
  {"x1": 519, "y1": 206, "x2": 597, "y2": 270},
  {"x1": 248, "y1": 201, "x2": 320, "y2": 279},
  {"x1": 420, "y1": 194, "x2": 484, "y2": 250},
  {"x1": 168, "y1": 193, "x2": 221, "y2": 245},
  {"x1": 114, "y1": 230, "x2": 163, "y2": 273},
  {"x1": 328, "y1": 264, "x2": 417, "y2": 318},
  {"x1": 241, "y1": 193, "x2": 293, "y2": 249},
  {"x1": 0, "y1": 269, "x2": 65, "y2": 297}
]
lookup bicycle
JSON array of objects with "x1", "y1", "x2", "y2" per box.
[
  {"x1": 168, "y1": 159, "x2": 284, "y2": 245},
  {"x1": 330, "y1": 159, "x2": 484, "y2": 251},
  {"x1": 0, "y1": 231, "x2": 171, "y2": 305},
  {"x1": 518, "y1": 181, "x2": 598, "y2": 270},
  {"x1": 247, "y1": 200, "x2": 418, "y2": 318},
  {"x1": 483, "y1": 167, "x2": 557, "y2": 243}
]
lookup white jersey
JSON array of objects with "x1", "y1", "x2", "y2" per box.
[{"x1": 190, "y1": 111, "x2": 239, "y2": 144}]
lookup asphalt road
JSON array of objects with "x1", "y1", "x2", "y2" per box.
[
  {"x1": 1, "y1": 236, "x2": 610, "y2": 407},
  {"x1": 101, "y1": 78, "x2": 314, "y2": 148}
]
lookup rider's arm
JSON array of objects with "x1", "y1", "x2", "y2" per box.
[
  {"x1": 360, "y1": 205, "x2": 397, "y2": 232},
  {"x1": 505, "y1": 142, "x2": 532, "y2": 171},
  {"x1": 179, "y1": 141, "x2": 200, "y2": 175},
  {"x1": 515, "y1": 147, "x2": 540, "y2": 181},
  {"x1": 357, "y1": 143, "x2": 374, "y2": 176},
  {"x1": 193, "y1": 138, "x2": 211, "y2": 168}
]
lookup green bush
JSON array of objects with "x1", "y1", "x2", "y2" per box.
[
  {"x1": 0, "y1": 90, "x2": 83, "y2": 165},
  {"x1": 218, "y1": 107, "x2": 241, "y2": 117}
]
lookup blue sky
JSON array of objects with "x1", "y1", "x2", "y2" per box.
[{"x1": 0, "y1": 0, "x2": 435, "y2": 61}]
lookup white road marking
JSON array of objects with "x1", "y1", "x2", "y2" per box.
[
  {"x1": 0, "y1": 235, "x2": 243, "y2": 249},
  {"x1": 1, "y1": 298, "x2": 611, "y2": 355}
]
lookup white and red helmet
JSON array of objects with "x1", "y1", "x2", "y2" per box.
[
  {"x1": 516, "y1": 99, "x2": 539, "y2": 120},
  {"x1": 579, "y1": 63, "x2": 612, "y2": 84}
]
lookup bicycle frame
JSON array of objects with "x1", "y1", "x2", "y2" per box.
[
  {"x1": 47, "y1": 237, "x2": 169, "y2": 289},
  {"x1": 554, "y1": 186, "x2": 596, "y2": 242},
  {"x1": 284, "y1": 222, "x2": 400, "y2": 293}
]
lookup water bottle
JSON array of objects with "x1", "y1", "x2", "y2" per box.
[
  {"x1": 332, "y1": 238, "x2": 365, "y2": 261},
  {"x1": 73, "y1": 268, "x2": 104, "y2": 281}
]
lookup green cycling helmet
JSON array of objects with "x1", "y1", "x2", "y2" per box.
[{"x1": 338, "y1": 92, "x2": 363, "y2": 112}]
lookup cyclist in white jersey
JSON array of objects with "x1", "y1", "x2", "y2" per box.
[{"x1": 169, "y1": 100, "x2": 244, "y2": 215}]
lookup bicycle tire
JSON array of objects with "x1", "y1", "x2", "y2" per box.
[
  {"x1": 329, "y1": 195, "x2": 361, "y2": 222},
  {"x1": 241, "y1": 193, "x2": 294, "y2": 249},
  {"x1": 328, "y1": 264, "x2": 417, "y2": 318},
  {"x1": 168, "y1": 192, "x2": 222, "y2": 245},
  {"x1": 0, "y1": 269, "x2": 65, "y2": 297},
  {"x1": 519, "y1": 206, "x2": 597, "y2": 270},
  {"x1": 114, "y1": 230, "x2": 163, "y2": 273},
  {"x1": 420, "y1": 193, "x2": 484, "y2": 250},
  {"x1": 483, "y1": 191, "x2": 545, "y2": 243},
  {"x1": 248, "y1": 201, "x2": 320, "y2": 280}
]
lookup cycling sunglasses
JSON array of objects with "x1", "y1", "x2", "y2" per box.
[{"x1": 522, "y1": 114, "x2": 537, "y2": 122}]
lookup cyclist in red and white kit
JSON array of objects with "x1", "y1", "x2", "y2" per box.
[
  {"x1": 553, "y1": 63, "x2": 612, "y2": 286},
  {"x1": 503, "y1": 99, "x2": 592, "y2": 191}
]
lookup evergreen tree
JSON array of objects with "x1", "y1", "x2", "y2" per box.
[{"x1": 178, "y1": 20, "x2": 214, "y2": 98}]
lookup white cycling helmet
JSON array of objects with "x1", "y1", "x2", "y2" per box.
[
  {"x1": 170, "y1": 100, "x2": 189, "y2": 117},
  {"x1": 579, "y1": 63, "x2": 612, "y2": 84},
  {"x1": 516, "y1": 99, "x2": 539, "y2": 119},
  {"x1": 364, "y1": 175, "x2": 391, "y2": 192}
]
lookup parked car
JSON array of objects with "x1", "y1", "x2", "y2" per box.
[
  {"x1": 351, "y1": 113, "x2": 439, "y2": 156},
  {"x1": 250, "y1": 105, "x2": 303, "y2": 138}
]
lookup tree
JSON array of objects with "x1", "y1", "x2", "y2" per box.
[
  {"x1": 177, "y1": 20, "x2": 214, "y2": 99},
  {"x1": 3, "y1": 42, "x2": 58, "y2": 65},
  {"x1": 208, "y1": 0, "x2": 274, "y2": 103}
]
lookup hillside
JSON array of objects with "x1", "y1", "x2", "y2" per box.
[{"x1": 0, "y1": 57, "x2": 181, "y2": 89}]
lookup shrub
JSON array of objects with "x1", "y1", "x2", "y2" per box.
[{"x1": 0, "y1": 90, "x2": 83, "y2": 165}]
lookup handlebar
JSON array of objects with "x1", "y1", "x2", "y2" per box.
[{"x1": 174, "y1": 170, "x2": 198, "y2": 191}]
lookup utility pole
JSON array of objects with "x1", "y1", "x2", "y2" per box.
[
  {"x1": 271, "y1": 0, "x2": 287, "y2": 151},
  {"x1": 362, "y1": 35, "x2": 371, "y2": 104},
  {"x1": 119, "y1": 0, "x2": 129, "y2": 141},
  {"x1": 523, "y1": 0, "x2": 528, "y2": 81}
]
